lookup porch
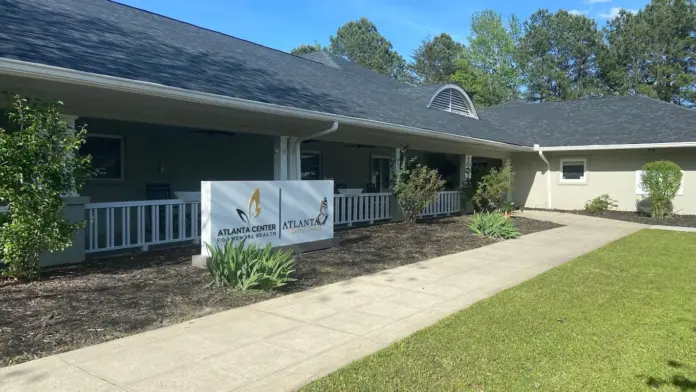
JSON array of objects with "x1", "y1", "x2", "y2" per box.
[
  {"x1": 72, "y1": 116, "x2": 507, "y2": 255},
  {"x1": 0, "y1": 72, "x2": 518, "y2": 263}
]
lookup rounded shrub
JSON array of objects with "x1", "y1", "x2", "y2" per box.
[{"x1": 640, "y1": 160, "x2": 682, "y2": 219}]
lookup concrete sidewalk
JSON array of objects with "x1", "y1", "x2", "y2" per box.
[{"x1": 0, "y1": 211, "x2": 645, "y2": 392}]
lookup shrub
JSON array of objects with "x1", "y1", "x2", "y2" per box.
[
  {"x1": 0, "y1": 95, "x2": 92, "y2": 280},
  {"x1": 584, "y1": 194, "x2": 618, "y2": 214},
  {"x1": 468, "y1": 212, "x2": 521, "y2": 239},
  {"x1": 472, "y1": 166, "x2": 514, "y2": 212},
  {"x1": 640, "y1": 160, "x2": 682, "y2": 219},
  {"x1": 392, "y1": 147, "x2": 446, "y2": 223},
  {"x1": 205, "y1": 241, "x2": 296, "y2": 291}
]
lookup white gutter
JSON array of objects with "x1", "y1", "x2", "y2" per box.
[
  {"x1": 294, "y1": 121, "x2": 339, "y2": 179},
  {"x1": 0, "y1": 58, "x2": 531, "y2": 152},
  {"x1": 533, "y1": 142, "x2": 696, "y2": 152},
  {"x1": 535, "y1": 144, "x2": 552, "y2": 209}
]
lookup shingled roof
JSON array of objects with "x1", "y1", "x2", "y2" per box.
[
  {"x1": 479, "y1": 96, "x2": 696, "y2": 147},
  {"x1": 1, "y1": 0, "x2": 696, "y2": 148}
]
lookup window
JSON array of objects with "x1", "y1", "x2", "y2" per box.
[
  {"x1": 371, "y1": 156, "x2": 392, "y2": 192},
  {"x1": 559, "y1": 158, "x2": 587, "y2": 184},
  {"x1": 81, "y1": 135, "x2": 123, "y2": 180},
  {"x1": 301, "y1": 151, "x2": 321, "y2": 180}
]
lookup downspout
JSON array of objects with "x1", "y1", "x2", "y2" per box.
[
  {"x1": 294, "y1": 121, "x2": 339, "y2": 180},
  {"x1": 535, "y1": 144, "x2": 552, "y2": 209}
]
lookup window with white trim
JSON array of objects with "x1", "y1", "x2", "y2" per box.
[
  {"x1": 301, "y1": 151, "x2": 322, "y2": 180},
  {"x1": 559, "y1": 158, "x2": 587, "y2": 184},
  {"x1": 81, "y1": 135, "x2": 124, "y2": 180}
]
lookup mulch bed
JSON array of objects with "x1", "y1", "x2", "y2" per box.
[
  {"x1": 0, "y1": 215, "x2": 561, "y2": 367},
  {"x1": 544, "y1": 209, "x2": 696, "y2": 228}
]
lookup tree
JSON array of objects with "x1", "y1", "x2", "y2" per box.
[
  {"x1": 451, "y1": 10, "x2": 522, "y2": 106},
  {"x1": 410, "y1": 33, "x2": 463, "y2": 84},
  {"x1": 290, "y1": 41, "x2": 324, "y2": 56},
  {"x1": 0, "y1": 95, "x2": 91, "y2": 280},
  {"x1": 599, "y1": 0, "x2": 696, "y2": 106},
  {"x1": 517, "y1": 10, "x2": 604, "y2": 102},
  {"x1": 392, "y1": 147, "x2": 446, "y2": 223},
  {"x1": 329, "y1": 18, "x2": 409, "y2": 81},
  {"x1": 640, "y1": 160, "x2": 683, "y2": 218}
]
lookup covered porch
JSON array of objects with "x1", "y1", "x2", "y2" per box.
[{"x1": 0, "y1": 72, "x2": 518, "y2": 259}]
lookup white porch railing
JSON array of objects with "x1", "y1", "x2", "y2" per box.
[
  {"x1": 421, "y1": 191, "x2": 462, "y2": 217},
  {"x1": 334, "y1": 192, "x2": 392, "y2": 226},
  {"x1": 85, "y1": 199, "x2": 201, "y2": 254}
]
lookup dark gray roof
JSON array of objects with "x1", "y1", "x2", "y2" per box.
[
  {"x1": 2, "y1": 0, "x2": 696, "y2": 148},
  {"x1": 479, "y1": 96, "x2": 696, "y2": 146},
  {"x1": 0, "y1": 0, "x2": 527, "y2": 146}
]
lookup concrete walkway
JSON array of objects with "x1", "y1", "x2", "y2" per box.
[{"x1": 0, "y1": 211, "x2": 645, "y2": 392}]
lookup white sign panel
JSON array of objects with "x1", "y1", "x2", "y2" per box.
[
  {"x1": 201, "y1": 181, "x2": 334, "y2": 253},
  {"x1": 635, "y1": 170, "x2": 684, "y2": 196}
]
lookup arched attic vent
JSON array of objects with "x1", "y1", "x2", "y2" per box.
[{"x1": 427, "y1": 84, "x2": 479, "y2": 119}]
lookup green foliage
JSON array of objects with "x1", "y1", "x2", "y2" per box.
[
  {"x1": 517, "y1": 10, "x2": 604, "y2": 102},
  {"x1": 468, "y1": 212, "x2": 521, "y2": 239},
  {"x1": 499, "y1": 201, "x2": 516, "y2": 214},
  {"x1": 410, "y1": 33, "x2": 463, "y2": 84},
  {"x1": 290, "y1": 41, "x2": 324, "y2": 56},
  {"x1": 584, "y1": 194, "x2": 619, "y2": 214},
  {"x1": 205, "y1": 241, "x2": 296, "y2": 291},
  {"x1": 640, "y1": 160, "x2": 683, "y2": 219},
  {"x1": 472, "y1": 166, "x2": 514, "y2": 212},
  {"x1": 329, "y1": 18, "x2": 410, "y2": 82},
  {"x1": 451, "y1": 10, "x2": 522, "y2": 106},
  {"x1": 392, "y1": 147, "x2": 446, "y2": 223},
  {"x1": 599, "y1": 0, "x2": 696, "y2": 105},
  {"x1": 0, "y1": 95, "x2": 91, "y2": 280}
]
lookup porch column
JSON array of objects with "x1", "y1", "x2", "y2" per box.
[
  {"x1": 61, "y1": 115, "x2": 79, "y2": 196},
  {"x1": 459, "y1": 155, "x2": 472, "y2": 185},
  {"x1": 287, "y1": 137, "x2": 301, "y2": 180},
  {"x1": 273, "y1": 136, "x2": 288, "y2": 180},
  {"x1": 394, "y1": 148, "x2": 402, "y2": 176},
  {"x1": 504, "y1": 158, "x2": 513, "y2": 202}
]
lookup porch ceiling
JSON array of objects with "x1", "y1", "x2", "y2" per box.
[{"x1": 1, "y1": 73, "x2": 517, "y2": 158}]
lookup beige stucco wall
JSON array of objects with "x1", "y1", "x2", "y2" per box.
[{"x1": 513, "y1": 148, "x2": 696, "y2": 214}]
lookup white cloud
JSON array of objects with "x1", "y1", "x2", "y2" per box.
[
  {"x1": 568, "y1": 9, "x2": 589, "y2": 16},
  {"x1": 599, "y1": 7, "x2": 638, "y2": 19},
  {"x1": 584, "y1": 0, "x2": 611, "y2": 4}
]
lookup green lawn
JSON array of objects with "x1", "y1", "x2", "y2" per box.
[{"x1": 301, "y1": 230, "x2": 696, "y2": 392}]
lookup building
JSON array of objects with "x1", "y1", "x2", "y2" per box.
[{"x1": 1, "y1": 0, "x2": 695, "y2": 263}]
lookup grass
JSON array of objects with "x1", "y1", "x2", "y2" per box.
[{"x1": 301, "y1": 230, "x2": 696, "y2": 392}]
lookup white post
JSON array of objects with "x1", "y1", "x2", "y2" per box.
[
  {"x1": 460, "y1": 155, "x2": 472, "y2": 185},
  {"x1": 273, "y1": 136, "x2": 288, "y2": 180},
  {"x1": 61, "y1": 115, "x2": 79, "y2": 197},
  {"x1": 504, "y1": 158, "x2": 513, "y2": 202},
  {"x1": 288, "y1": 137, "x2": 301, "y2": 180}
]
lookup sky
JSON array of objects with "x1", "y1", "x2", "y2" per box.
[{"x1": 115, "y1": 0, "x2": 650, "y2": 61}]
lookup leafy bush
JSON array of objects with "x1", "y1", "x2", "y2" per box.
[
  {"x1": 205, "y1": 241, "x2": 296, "y2": 291},
  {"x1": 392, "y1": 147, "x2": 446, "y2": 223},
  {"x1": 640, "y1": 161, "x2": 682, "y2": 219},
  {"x1": 499, "y1": 201, "x2": 516, "y2": 215},
  {"x1": 0, "y1": 95, "x2": 91, "y2": 280},
  {"x1": 584, "y1": 194, "x2": 618, "y2": 214},
  {"x1": 473, "y1": 166, "x2": 514, "y2": 212},
  {"x1": 468, "y1": 212, "x2": 521, "y2": 239}
]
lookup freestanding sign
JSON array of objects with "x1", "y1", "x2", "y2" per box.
[{"x1": 200, "y1": 180, "x2": 334, "y2": 255}]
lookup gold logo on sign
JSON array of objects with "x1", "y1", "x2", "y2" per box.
[{"x1": 236, "y1": 188, "x2": 261, "y2": 225}]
